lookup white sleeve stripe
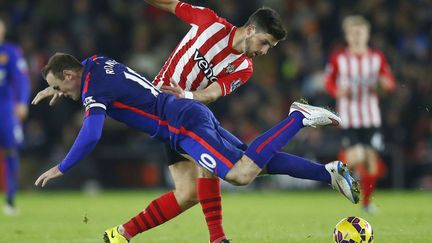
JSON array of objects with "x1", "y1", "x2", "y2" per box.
[
  {"x1": 86, "y1": 103, "x2": 107, "y2": 110},
  {"x1": 234, "y1": 59, "x2": 249, "y2": 72}
]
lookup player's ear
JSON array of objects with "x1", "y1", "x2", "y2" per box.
[
  {"x1": 246, "y1": 24, "x2": 256, "y2": 37},
  {"x1": 62, "y1": 70, "x2": 73, "y2": 81}
]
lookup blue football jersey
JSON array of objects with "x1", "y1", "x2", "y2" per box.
[
  {"x1": 80, "y1": 55, "x2": 172, "y2": 139},
  {"x1": 0, "y1": 42, "x2": 29, "y2": 147},
  {"x1": 0, "y1": 42, "x2": 30, "y2": 114}
]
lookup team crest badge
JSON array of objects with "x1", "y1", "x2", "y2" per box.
[
  {"x1": 0, "y1": 53, "x2": 9, "y2": 64},
  {"x1": 225, "y1": 64, "x2": 235, "y2": 74}
]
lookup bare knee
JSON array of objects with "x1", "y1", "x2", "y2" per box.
[
  {"x1": 225, "y1": 173, "x2": 254, "y2": 186},
  {"x1": 224, "y1": 155, "x2": 261, "y2": 186}
]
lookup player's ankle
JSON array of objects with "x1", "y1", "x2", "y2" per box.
[
  {"x1": 118, "y1": 225, "x2": 132, "y2": 240},
  {"x1": 211, "y1": 236, "x2": 227, "y2": 243}
]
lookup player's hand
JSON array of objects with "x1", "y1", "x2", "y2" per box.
[
  {"x1": 15, "y1": 103, "x2": 28, "y2": 121},
  {"x1": 32, "y1": 86, "x2": 63, "y2": 106},
  {"x1": 160, "y1": 78, "x2": 185, "y2": 98},
  {"x1": 34, "y1": 165, "x2": 63, "y2": 187}
]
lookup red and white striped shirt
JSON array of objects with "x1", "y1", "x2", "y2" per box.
[
  {"x1": 324, "y1": 49, "x2": 395, "y2": 129},
  {"x1": 153, "y1": 2, "x2": 253, "y2": 96}
]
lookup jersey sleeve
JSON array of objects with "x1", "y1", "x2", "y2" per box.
[
  {"x1": 175, "y1": 2, "x2": 219, "y2": 26},
  {"x1": 377, "y1": 51, "x2": 396, "y2": 92},
  {"x1": 82, "y1": 73, "x2": 115, "y2": 117},
  {"x1": 58, "y1": 114, "x2": 105, "y2": 173},
  {"x1": 8, "y1": 46, "x2": 30, "y2": 104},
  {"x1": 324, "y1": 52, "x2": 339, "y2": 98},
  {"x1": 217, "y1": 67, "x2": 252, "y2": 96}
]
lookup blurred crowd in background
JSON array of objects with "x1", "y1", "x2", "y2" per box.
[{"x1": 0, "y1": 0, "x2": 431, "y2": 190}]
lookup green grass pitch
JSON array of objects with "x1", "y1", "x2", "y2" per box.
[{"x1": 1, "y1": 190, "x2": 431, "y2": 242}]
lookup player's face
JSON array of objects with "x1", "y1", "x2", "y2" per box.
[
  {"x1": 244, "y1": 32, "x2": 278, "y2": 58},
  {"x1": 345, "y1": 25, "x2": 369, "y2": 48},
  {"x1": 46, "y1": 71, "x2": 81, "y2": 101}
]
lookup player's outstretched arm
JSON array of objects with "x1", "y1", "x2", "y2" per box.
[
  {"x1": 191, "y1": 82, "x2": 222, "y2": 103},
  {"x1": 32, "y1": 86, "x2": 63, "y2": 106},
  {"x1": 161, "y1": 79, "x2": 222, "y2": 103},
  {"x1": 34, "y1": 114, "x2": 105, "y2": 187},
  {"x1": 144, "y1": 0, "x2": 179, "y2": 14},
  {"x1": 34, "y1": 165, "x2": 63, "y2": 187}
]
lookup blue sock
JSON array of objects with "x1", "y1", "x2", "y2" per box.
[
  {"x1": 5, "y1": 151, "x2": 19, "y2": 206},
  {"x1": 265, "y1": 152, "x2": 331, "y2": 183},
  {"x1": 245, "y1": 111, "x2": 304, "y2": 168}
]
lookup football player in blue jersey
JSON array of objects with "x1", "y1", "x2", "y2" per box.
[
  {"x1": 0, "y1": 19, "x2": 31, "y2": 216},
  {"x1": 33, "y1": 53, "x2": 359, "y2": 242}
]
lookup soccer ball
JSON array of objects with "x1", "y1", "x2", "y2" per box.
[{"x1": 333, "y1": 216, "x2": 374, "y2": 243}]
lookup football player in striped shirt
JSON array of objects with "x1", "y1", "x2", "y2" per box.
[
  {"x1": 0, "y1": 19, "x2": 30, "y2": 216},
  {"x1": 324, "y1": 15, "x2": 396, "y2": 213},
  {"x1": 141, "y1": 1, "x2": 285, "y2": 242},
  {"x1": 33, "y1": 53, "x2": 358, "y2": 243}
]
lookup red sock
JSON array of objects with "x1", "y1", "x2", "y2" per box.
[
  {"x1": 122, "y1": 192, "x2": 182, "y2": 238},
  {"x1": 360, "y1": 173, "x2": 378, "y2": 207},
  {"x1": 198, "y1": 178, "x2": 225, "y2": 242}
]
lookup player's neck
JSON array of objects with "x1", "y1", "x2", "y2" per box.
[
  {"x1": 232, "y1": 27, "x2": 246, "y2": 53},
  {"x1": 348, "y1": 45, "x2": 368, "y2": 54},
  {"x1": 77, "y1": 67, "x2": 85, "y2": 86}
]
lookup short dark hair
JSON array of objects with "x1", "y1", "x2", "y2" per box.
[
  {"x1": 246, "y1": 7, "x2": 287, "y2": 41},
  {"x1": 41, "y1": 53, "x2": 83, "y2": 80}
]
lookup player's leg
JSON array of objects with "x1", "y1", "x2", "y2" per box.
[
  {"x1": 219, "y1": 126, "x2": 333, "y2": 190},
  {"x1": 0, "y1": 121, "x2": 22, "y2": 215},
  {"x1": 263, "y1": 152, "x2": 331, "y2": 183},
  {"x1": 345, "y1": 144, "x2": 366, "y2": 170},
  {"x1": 4, "y1": 148, "x2": 19, "y2": 207},
  {"x1": 225, "y1": 101, "x2": 358, "y2": 202},
  {"x1": 171, "y1": 160, "x2": 199, "y2": 210},
  {"x1": 227, "y1": 101, "x2": 341, "y2": 184},
  {"x1": 360, "y1": 147, "x2": 380, "y2": 213},
  {"x1": 117, "y1": 153, "x2": 198, "y2": 240},
  {"x1": 197, "y1": 167, "x2": 227, "y2": 243},
  {"x1": 345, "y1": 128, "x2": 383, "y2": 210},
  {"x1": 192, "y1": 126, "x2": 247, "y2": 243},
  {"x1": 260, "y1": 151, "x2": 359, "y2": 203},
  {"x1": 219, "y1": 125, "x2": 332, "y2": 185},
  {"x1": 173, "y1": 103, "x2": 259, "y2": 241}
]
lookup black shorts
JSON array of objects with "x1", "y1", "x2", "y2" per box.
[
  {"x1": 341, "y1": 128, "x2": 384, "y2": 151},
  {"x1": 164, "y1": 144, "x2": 188, "y2": 166}
]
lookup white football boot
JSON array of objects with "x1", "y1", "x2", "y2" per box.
[
  {"x1": 3, "y1": 204, "x2": 18, "y2": 216},
  {"x1": 325, "y1": 161, "x2": 360, "y2": 204},
  {"x1": 289, "y1": 101, "x2": 341, "y2": 127}
]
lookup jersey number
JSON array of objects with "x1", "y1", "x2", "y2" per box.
[
  {"x1": 198, "y1": 153, "x2": 217, "y2": 172},
  {"x1": 124, "y1": 67, "x2": 160, "y2": 96}
]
